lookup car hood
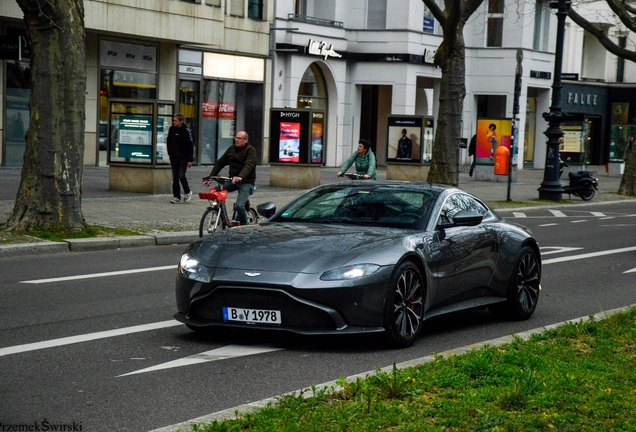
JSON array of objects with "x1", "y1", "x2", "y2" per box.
[{"x1": 188, "y1": 222, "x2": 414, "y2": 273}]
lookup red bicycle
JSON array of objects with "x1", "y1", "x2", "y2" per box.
[{"x1": 198, "y1": 176, "x2": 259, "y2": 237}]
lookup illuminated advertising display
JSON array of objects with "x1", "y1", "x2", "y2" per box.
[{"x1": 269, "y1": 109, "x2": 324, "y2": 165}]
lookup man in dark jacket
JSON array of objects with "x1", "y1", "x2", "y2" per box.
[
  {"x1": 167, "y1": 113, "x2": 194, "y2": 203},
  {"x1": 205, "y1": 131, "x2": 257, "y2": 225}
]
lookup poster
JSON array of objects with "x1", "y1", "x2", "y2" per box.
[
  {"x1": 475, "y1": 119, "x2": 512, "y2": 160},
  {"x1": 387, "y1": 116, "x2": 423, "y2": 162},
  {"x1": 311, "y1": 111, "x2": 324, "y2": 164},
  {"x1": 279, "y1": 122, "x2": 301, "y2": 163},
  {"x1": 117, "y1": 116, "x2": 152, "y2": 159}
]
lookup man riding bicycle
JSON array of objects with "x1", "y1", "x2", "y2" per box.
[{"x1": 203, "y1": 131, "x2": 256, "y2": 225}]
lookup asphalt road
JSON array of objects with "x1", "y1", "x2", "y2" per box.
[{"x1": 1, "y1": 201, "x2": 635, "y2": 431}]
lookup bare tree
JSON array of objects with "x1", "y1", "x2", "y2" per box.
[
  {"x1": 5, "y1": 0, "x2": 87, "y2": 231},
  {"x1": 423, "y1": 0, "x2": 486, "y2": 186},
  {"x1": 568, "y1": 0, "x2": 636, "y2": 195}
]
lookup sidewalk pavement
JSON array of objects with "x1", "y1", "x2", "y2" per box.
[{"x1": 1, "y1": 164, "x2": 633, "y2": 257}]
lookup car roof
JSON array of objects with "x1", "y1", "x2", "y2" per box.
[{"x1": 317, "y1": 181, "x2": 458, "y2": 194}]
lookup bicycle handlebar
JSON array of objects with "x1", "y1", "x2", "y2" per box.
[
  {"x1": 341, "y1": 173, "x2": 367, "y2": 180},
  {"x1": 202, "y1": 176, "x2": 231, "y2": 184}
]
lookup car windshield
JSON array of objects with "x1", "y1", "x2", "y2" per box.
[{"x1": 272, "y1": 184, "x2": 438, "y2": 229}]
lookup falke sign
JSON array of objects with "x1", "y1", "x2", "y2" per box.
[{"x1": 307, "y1": 39, "x2": 342, "y2": 60}]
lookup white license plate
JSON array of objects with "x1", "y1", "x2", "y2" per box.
[{"x1": 223, "y1": 307, "x2": 282, "y2": 324}]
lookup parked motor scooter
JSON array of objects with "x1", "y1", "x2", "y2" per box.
[{"x1": 559, "y1": 158, "x2": 599, "y2": 201}]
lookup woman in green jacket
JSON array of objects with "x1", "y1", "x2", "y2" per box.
[{"x1": 337, "y1": 139, "x2": 377, "y2": 179}]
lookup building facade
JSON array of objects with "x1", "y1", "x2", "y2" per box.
[
  {"x1": 269, "y1": 0, "x2": 560, "y2": 172},
  {"x1": 4, "y1": 0, "x2": 635, "y2": 173},
  {"x1": 1, "y1": 0, "x2": 271, "y2": 168},
  {"x1": 561, "y1": 0, "x2": 636, "y2": 168}
]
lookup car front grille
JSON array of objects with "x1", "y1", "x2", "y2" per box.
[{"x1": 188, "y1": 286, "x2": 339, "y2": 330}]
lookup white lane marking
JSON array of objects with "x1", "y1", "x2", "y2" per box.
[
  {"x1": 0, "y1": 320, "x2": 182, "y2": 357},
  {"x1": 626, "y1": 268, "x2": 636, "y2": 274},
  {"x1": 20, "y1": 265, "x2": 177, "y2": 284},
  {"x1": 543, "y1": 246, "x2": 636, "y2": 265},
  {"x1": 548, "y1": 210, "x2": 567, "y2": 217},
  {"x1": 591, "y1": 212, "x2": 606, "y2": 217},
  {"x1": 600, "y1": 217, "x2": 615, "y2": 220},
  {"x1": 540, "y1": 247, "x2": 583, "y2": 256},
  {"x1": 512, "y1": 212, "x2": 527, "y2": 218},
  {"x1": 570, "y1": 220, "x2": 588, "y2": 223},
  {"x1": 538, "y1": 223, "x2": 559, "y2": 227},
  {"x1": 118, "y1": 345, "x2": 285, "y2": 377}
]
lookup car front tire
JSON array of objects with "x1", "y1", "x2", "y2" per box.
[
  {"x1": 383, "y1": 261, "x2": 425, "y2": 348},
  {"x1": 490, "y1": 246, "x2": 541, "y2": 320}
]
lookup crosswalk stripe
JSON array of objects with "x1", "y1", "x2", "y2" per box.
[
  {"x1": 591, "y1": 212, "x2": 606, "y2": 217},
  {"x1": 512, "y1": 212, "x2": 527, "y2": 218},
  {"x1": 548, "y1": 210, "x2": 567, "y2": 217}
]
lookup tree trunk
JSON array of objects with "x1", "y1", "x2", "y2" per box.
[
  {"x1": 6, "y1": 0, "x2": 86, "y2": 231},
  {"x1": 426, "y1": 37, "x2": 466, "y2": 186},
  {"x1": 423, "y1": 0, "x2": 484, "y2": 186},
  {"x1": 618, "y1": 150, "x2": 636, "y2": 196}
]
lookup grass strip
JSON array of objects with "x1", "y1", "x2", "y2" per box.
[{"x1": 185, "y1": 308, "x2": 636, "y2": 432}]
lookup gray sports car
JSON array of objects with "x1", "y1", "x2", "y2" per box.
[{"x1": 174, "y1": 181, "x2": 541, "y2": 347}]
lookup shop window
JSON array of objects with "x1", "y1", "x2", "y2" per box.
[
  {"x1": 108, "y1": 102, "x2": 155, "y2": 165},
  {"x1": 423, "y1": 4, "x2": 435, "y2": 34},
  {"x1": 229, "y1": 0, "x2": 244, "y2": 16},
  {"x1": 100, "y1": 69, "x2": 157, "y2": 100},
  {"x1": 248, "y1": 0, "x2": 263, "y2": 20},
  {"x1": 201, "y1": 81, "x2": 238, "y2": 164},
  {"x1": 297, "y1": 63, "x2": 328, "y2": 112},
  {"x1": 179, "y1": 80, "x2": 200, "y2": 164},
  {"x1": 5, "y1": 61, "x2": 31, "y2": 167},
  {"x1": 533, "y1": 0, "x2": 549, "y2": 51},
  {"x1": 367, "y1": 0, "x2": 386, "y2": 29},
  {"x1": 294, "y1": 0, "x2": 306, "y2": 16},
  {"x1": 477, "y1": 95, "x2": 506, "y2": 118},
  {"x1": 582, "y1": 31, "x2": 607, "y2": 81},
  {"x1": 617, "y1": 36, "x2": 627, "y2": 83},
  {"x1": 487, "y1": 0, "x2": 504, "y2": 47}
]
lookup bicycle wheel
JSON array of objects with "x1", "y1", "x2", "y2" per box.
[
  {"x1": 246, "y1": 207, "x2": 259, "y2": 225},
  {"x1": 199, "y1": 208, "x2": 223, "y2": 237}
]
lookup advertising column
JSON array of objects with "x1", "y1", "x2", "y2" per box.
[{"x1": 269, "y1": 109, "x2": 324, "y2": 188}]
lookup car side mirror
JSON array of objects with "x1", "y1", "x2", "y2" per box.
[
  {"x1": 257, "y1": 202, "x2": 276, "y2": 219},
  {"x1": 437, "y1": 210, "x2": 483, "y2": 229}
]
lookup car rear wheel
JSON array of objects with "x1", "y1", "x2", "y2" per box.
[
  {"x1": 490, "y1": 246, "x2": 540, "y2": 320},
  {"x1": 383, "y1": 261, "x2": 425, "y2": 348}
]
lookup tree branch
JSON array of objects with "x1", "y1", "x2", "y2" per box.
[
  {"x1": 605, "y1": 0, "x2": 636, "y2": 33},
  {"x1": 568, "y1": 6, "x2": 636, "y2": 62},
  {"x1": 422, "y1": 0, "x2": 446, "y2": 28}
]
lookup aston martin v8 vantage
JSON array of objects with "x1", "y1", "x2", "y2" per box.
[{"x1": 174, "y1": 182, "x2": 541, "y2": 347}]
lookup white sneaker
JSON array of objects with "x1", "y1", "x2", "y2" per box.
[
  {"x1": 184, "y1": 191, "x2": 192, "y2": 202},
  {"x1": 170, "y1": 197, "x2": 180, "y2": 204}
]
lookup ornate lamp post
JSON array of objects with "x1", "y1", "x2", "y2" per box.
[{"x1": 538, "y1": 0, "x2": 571, "y2": 201}]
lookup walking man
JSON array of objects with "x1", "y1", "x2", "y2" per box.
[{"x1": 167, "y1": 113, "x2": 194, "y2": 204}]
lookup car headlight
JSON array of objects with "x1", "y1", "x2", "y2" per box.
[
  {"x1": 179, "y1": 253, "x2": 201, "y2": 274},
  {"x1": 320, "y1": 264, "x2": 381, "y2": 281}
]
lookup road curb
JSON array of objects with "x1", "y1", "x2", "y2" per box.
[
  {"x1": 0, "y1": 241, "x2": 69, "y2": 258},
  {"x1": 0, "y1": 232, "x2": 198, "y2": 257},
  {"x1": 149, "y1": 303, "x2": 636, "y2": 432}
]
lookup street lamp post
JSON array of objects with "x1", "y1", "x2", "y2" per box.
[{"x1": 538, "y1": 0, "x2": 571, "y2": 201}]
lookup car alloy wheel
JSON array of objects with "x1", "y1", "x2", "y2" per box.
[
  {"x1": 384, "y1": 261, "x2": 424, "y2": 348},
  {"x1": 491, "y1": 246, "x2": 540, "y2": 320}
]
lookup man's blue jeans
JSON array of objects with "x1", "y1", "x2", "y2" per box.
[{"x1": 223, "y1": 181, "x2": 254, "y2": 225}]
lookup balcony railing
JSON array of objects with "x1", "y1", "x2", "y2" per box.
[{"x1": 288, "y1": 14, "x2": 343, "y2": 28}]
